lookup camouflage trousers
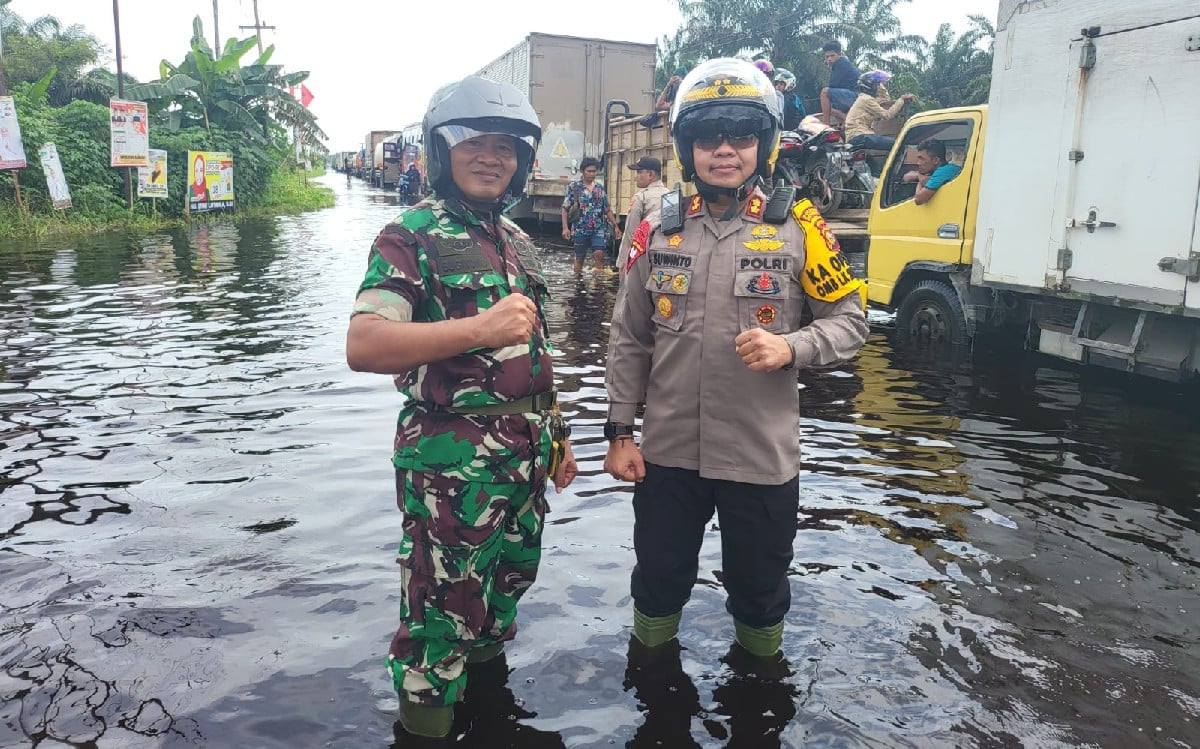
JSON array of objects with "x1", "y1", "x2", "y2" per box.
[{"x1": 386, "y1": 465, "x2": 546, "y2": 708}]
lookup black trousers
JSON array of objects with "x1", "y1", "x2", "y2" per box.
[{"x1": 631, "y1": 463, "x2": 801, "y2": 628}]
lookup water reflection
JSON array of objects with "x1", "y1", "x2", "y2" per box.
[{"x1": 0, "y1": 175, "x2": 1195, "y2": 748}]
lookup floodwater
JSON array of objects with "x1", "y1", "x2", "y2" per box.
[{"x1": 1, "y1": 175, "x2": 1196, "y2": 749}]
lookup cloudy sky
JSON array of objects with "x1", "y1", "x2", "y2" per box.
[{"x1": 26, "y1": 0, "x2": 997, "y2": 151}]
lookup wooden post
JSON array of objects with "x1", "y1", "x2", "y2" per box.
[
  {"x1": 252, "y1": 0, "x2": 264, "y2": 54},
  {"x1": 212, "y1": 0, "x2": 220, "y2": 51},
  {"x1": 0, "y1": 22, "x2": 27, "y2": 218}
]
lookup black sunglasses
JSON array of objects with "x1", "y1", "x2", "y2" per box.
[{"x1": 693, "y1": 133, "x2": 759, "y2": 151}]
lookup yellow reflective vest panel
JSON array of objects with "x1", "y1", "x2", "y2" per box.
[{"x1": 606, "y1": 190, "x2": 869, "y2": 485}]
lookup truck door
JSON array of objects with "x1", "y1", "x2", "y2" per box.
[
  {"x1": 866, "y1": 112, "x2": 984, "y2": 306},
  {"x1": 1063, "y1": 18, "x2": 1200, "y2": 308}
]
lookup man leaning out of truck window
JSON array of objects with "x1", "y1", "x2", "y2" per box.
[{"x1": 903, "y1": 138, "x2": 961, "y2": 205}]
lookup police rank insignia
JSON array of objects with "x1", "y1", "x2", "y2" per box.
[
  {"x1": 747, "y1": 272, "x2": 781, "y2": 295},
  {"x1": 657, "y1": 295, "x2": 674, "y2": 318},
  {"x1": 651, "y1": 270, "x2": 672, "y2": 289},
  {"x1": 668, "y1": 234, "x2": 684, "y2": 248},
  {"x1": 744, "y1": 223, "x2": 784, "y2": 252},
  {"x1": 745, "y1": 196, "x2": 765, "y2": 219},
  {"x1": 743, "y1": 236, "x2": 785, "y2": 252},
  {"x1": 671, "y1": 274, "x2": 690, "y2": 293},
  {"x1": 755, "y1": 305, "x2": 778, "y2": 325},
  {"x1": 688, "y1": 195, "x2": 704, "y2": 215}
]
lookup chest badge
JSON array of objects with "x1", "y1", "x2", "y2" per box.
[
  {"x1": 651, "y1": 270, "x2": 672, "y2": 289},
  {"x1": 668, "y1": 234, "x2": 684, "y2": 248},
  {"x1": 747, "y1": 272, "x2": 781, "y2": 295},
  {"x1": 755, "y1": 304, "x2": 778, "y2": 326},
  {"x1": 657, "y1": 294, "x2": 675, "y2": 319},
  {"x1": 743, "y1": 226, "x2": 785, "y2": 252},
  {"x1": 671, "y1": 274, "x2": 690, "y2": 293}
]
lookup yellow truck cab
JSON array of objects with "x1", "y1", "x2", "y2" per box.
[
  {"x1": 866, "y1": 105, "x2": 986, "y2": 342},
  {"x1": 866, "y1": 0, "x2": 1200, "y2": 381}
]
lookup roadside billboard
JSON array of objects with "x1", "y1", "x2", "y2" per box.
[
  {"x1": 38, "y1": 143, "x2": 72, "y2": 209},
  {"x1": 110, "y1": 99, "x2": 149, "y2": 167},
  {"x1": 0, "y1": 96, "x2": 28, "y2": 169},
  {"x1": 137, "y1": 148, "x2": 168, "y2": 199},
  {"x1": 186, "y1": 151, "x2": 235, "y2": 213}
]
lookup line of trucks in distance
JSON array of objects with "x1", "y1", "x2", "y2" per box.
[{"x1": 335, "y1": 1, "x2": 1200, "y2": 382}]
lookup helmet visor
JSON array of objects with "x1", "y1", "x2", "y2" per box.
[{"x1": 436, "y1": 124, "x2": 537, "y2": 153}]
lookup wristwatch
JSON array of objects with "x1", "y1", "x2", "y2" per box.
[{"x1": 603, "y1": 422, "x2": 635, "y2": 441}]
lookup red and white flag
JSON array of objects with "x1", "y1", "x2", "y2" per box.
[{"x1": 287, "y1": 84, "x2": 314, "y2": 108}]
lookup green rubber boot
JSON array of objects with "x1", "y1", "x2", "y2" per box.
[
  {"x1": 466, "y1": 641, "x2": 505, "y2": 664},
  {"x1": 398, "y1": 700, "x2": 454, "y2": 739},
  {"x1": 632, "y1": 608, "x2": 682, "y2": 648},
  {"x1": 733, "y1": 619, "x2": 784, "y2": 658}
]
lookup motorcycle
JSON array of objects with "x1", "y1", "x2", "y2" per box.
[
  {"x1": 826, "y1": 142, "x2": 885, "y2": 211},
  {"x1": 397, "y1": 174, "x2": 422, "y2": 206},
  {"x1": 774, "y1": 114, "x2": 892, "y2": 213},
  {"x1": 772, "y1": 116, "x2": 848, "y2": 214}
]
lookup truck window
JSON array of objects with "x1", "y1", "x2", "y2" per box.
[{"x1": 880, "y1": 120, "x2": 974, "y2": 209}]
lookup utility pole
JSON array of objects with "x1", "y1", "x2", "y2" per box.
[
  {"x1": 113, "y1": 0, "x2": 132, "y2": 209},
  {"x1": 212, "y1": 0, "x2": 220, "y2": 51},
  {"x1": 238, "y1": 0, "x2": 275, "y2": 56}
]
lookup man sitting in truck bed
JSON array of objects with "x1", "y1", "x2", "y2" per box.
[{"x1": 902, "y1": 139, "x2": 961, "y2": 205}]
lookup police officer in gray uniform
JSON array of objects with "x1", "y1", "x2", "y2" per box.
[{"x1": 603, "y1": 58, "x2": 869, "y2": 660}]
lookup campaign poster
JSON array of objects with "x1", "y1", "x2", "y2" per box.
[
  {"x1": 38, "y1": 143, "x2": 72, "y2": 210},
  {"x1": 110, "y1": 99, "x2": 149, "y2": 167},
  {"x1": 138, "y1": 148, "x2": 168, "y2": 199},
  {"x1": 186, "y1": 151, "x2": 235, "y2": 213},
  {"x1": 0, "y1": 96, "x2": 28, "y2": 170}
]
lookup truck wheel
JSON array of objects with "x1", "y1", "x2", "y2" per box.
[{"x1": 896, "y1": 280, "x2": 969, "y2": 347}]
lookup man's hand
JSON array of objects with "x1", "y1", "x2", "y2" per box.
[
  {"x1": 552, "y1": 440, "x2": 578, "y2": 492},
  {"x1": 612, "y1": 226, "x2": 622, "y2": 241},
  {"x1": 734, "y1": 328, "x2": 794, "y2": 372},
  {"x1": 604, "y1": 438, "x2": 645, "y2": 482},
  {"x1": 561, "y1": 227, "x2": 571, "y2": 241},
  {"x1": 474, "y1": 291, "x2": 538, "y2": 349},
  {"x1": 901, "y1": 93, "x2": 918, "y2": 103},
  {"x1": 902, "y1": 170, "x2": 921, "y2": 183}
]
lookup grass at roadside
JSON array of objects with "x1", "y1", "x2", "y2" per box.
[{"x1": 0, "y1": 168, "x2": 334, "y2": 240}]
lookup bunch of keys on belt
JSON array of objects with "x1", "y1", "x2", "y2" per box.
[{"x1": 546, "y1": 405, "x2": 571, "y2": 476}]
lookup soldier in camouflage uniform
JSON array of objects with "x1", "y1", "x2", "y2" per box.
[{"x1": 347, "y1": 75, "x2": 578, "y2": 740}]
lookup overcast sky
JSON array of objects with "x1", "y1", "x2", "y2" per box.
[{"x1": 26, "y1": 0, "x2": 997, "y2": 151}]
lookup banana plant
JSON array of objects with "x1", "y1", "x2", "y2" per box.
[{"x1": 126, "y1": 16, "x2": 325, "y2": 148}]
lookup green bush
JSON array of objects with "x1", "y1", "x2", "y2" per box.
[{"x1": 0, "y1": 92, "x2": 313, "y2": 226}]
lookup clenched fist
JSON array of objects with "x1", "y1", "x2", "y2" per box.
[
  {"x1": 734, "y1": 327, "x2": 794, "y2": 372},
  {"x1": 475, "y1": 291, "x2": 539, "y2": 349}
]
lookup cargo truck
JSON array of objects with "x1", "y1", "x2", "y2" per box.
[
  {"x1": 373, "y1": 134, "x2": 403, "y2": 189},
  {"x1": 362, "y1": 130, "x2": 400, "y2": 187},
  {"x1": 475, "y1": 32, "x2": 656, "y2": 221},
  {"x1": 865, "y1": 0, "x2": 1200, "y2": 381}
]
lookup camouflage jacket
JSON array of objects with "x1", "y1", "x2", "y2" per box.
[{"x1": 352, "y1": 195, "x2": 555, "y2": 480}]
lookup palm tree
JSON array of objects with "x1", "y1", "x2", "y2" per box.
[
  {"x1": 0, "y1": 9, "x2": 117, "y2": 105},
  {"x1": 889, "y1": 21, "x2": 993, "y2": 110},
  {"x1": 817, "y1": 0, "x2": 924, "y2": 71}
]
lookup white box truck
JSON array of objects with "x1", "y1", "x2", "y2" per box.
[
  {"x1": 866, "y1": 0, "x2": 1200, "y2": 380},
  {"x1": 475, "y1": 32, "x2": 656, "y2": 221}
]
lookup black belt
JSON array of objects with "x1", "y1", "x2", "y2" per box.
[{"x1": 434, "y1": 389, "x2": 557, "y2": 416}]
